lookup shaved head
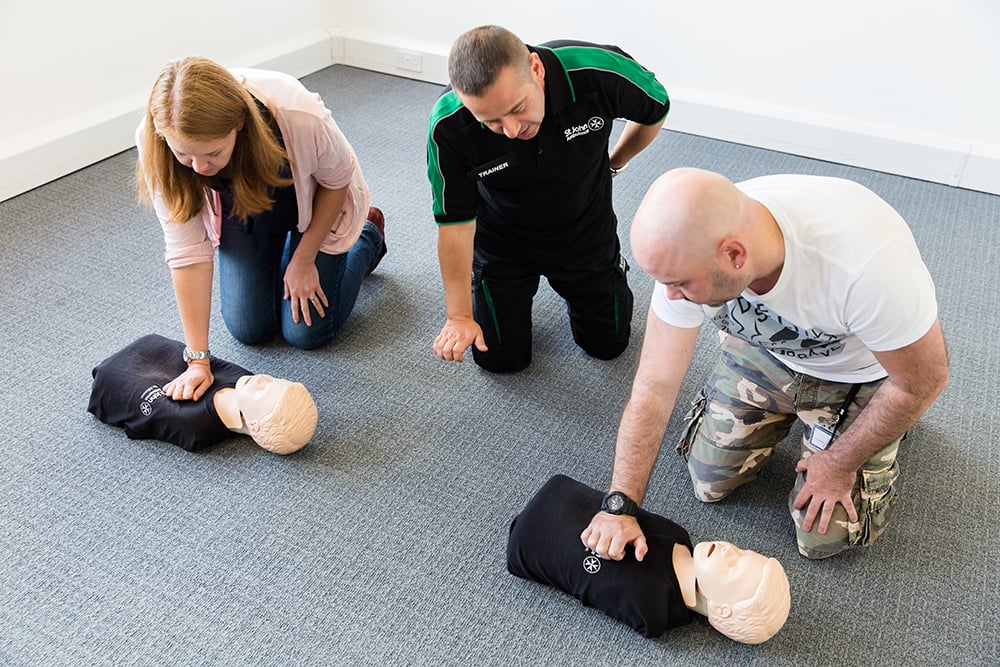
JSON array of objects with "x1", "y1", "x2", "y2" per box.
[
  {"x1": 630, "y1": 168, "x2": 745, "y2": 277},
  {"x1": 627, "y1": 167, "x2": 785, "y2": 307}
]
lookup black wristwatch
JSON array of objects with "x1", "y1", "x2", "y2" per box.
[{"x1": 601, "y1": 491, "x2": 638, "y2": 516}]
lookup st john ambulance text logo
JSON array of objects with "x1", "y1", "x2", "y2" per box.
[
  {"x1": 583, "y1": 551, "x2": 601, "y2": 574},
  {"x1": 139, "y1": 385, "x2": 166, "y2": 416},
  {"x1": 564, "y1": 116, "x2": 605, "y2": 141}
]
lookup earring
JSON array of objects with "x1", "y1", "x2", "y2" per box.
[{"x1": 734, "y1": 263, "x2": 742, "y2": 270}]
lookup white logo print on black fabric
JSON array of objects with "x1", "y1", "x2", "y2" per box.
[
  {"x1": 583, "y1": 548, "x2": 602, "y2": 574},
  {"x1": 564, "y1": 116, "x2": 605, "y2": 142},
  {"x1": 139, "y1": 385, "x2": 166, "y2": 416}
]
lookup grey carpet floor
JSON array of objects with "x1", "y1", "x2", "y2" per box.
[{"x1": 0, "y1": 65, "x2": 997, "y2": 666}]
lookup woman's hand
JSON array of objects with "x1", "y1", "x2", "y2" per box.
[
  {"x1": 163, "y1": 361, "x2": 214, "y2": 401},
  {"x1": 284, "y1": 258, "x2": 326, "y2": 326}
]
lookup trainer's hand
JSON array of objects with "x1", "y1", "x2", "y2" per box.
[
  {"x1": 433, "y1": 317, "x2": 487, "y2": 363},
  {"x1": 581, "y1": 512, "x2": 648, "y2": 562}
]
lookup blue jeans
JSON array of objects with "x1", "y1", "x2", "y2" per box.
[{"x1": 218, "y1": 216, "x2": 383, "y2": 350}]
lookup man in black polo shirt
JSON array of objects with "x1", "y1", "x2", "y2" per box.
[{"x1": 427, "y1": 25, "x2": 669, "y2": 372}]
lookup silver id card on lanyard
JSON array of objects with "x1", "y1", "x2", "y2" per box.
[{"x1": 808, "y1": 384, "x2": 862, "y2": 451}]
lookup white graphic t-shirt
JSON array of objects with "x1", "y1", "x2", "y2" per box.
[{"x1": 651, "y1": 175, "x2": 938, "y2": 383}]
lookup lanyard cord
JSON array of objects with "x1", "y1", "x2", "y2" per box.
[{"x1": 829, "y1": 383, "x2": 863, "y2": 438}]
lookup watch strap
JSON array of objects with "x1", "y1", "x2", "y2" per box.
[
  {"x1": 601, "y1": 490, "x2": 639, "y2": 516},
  {"x1": 183, "y1": 347, "x2": 210, "y2": 363}
]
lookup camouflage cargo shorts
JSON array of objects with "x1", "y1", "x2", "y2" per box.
[{"x1": 676, "y1": 333, "x2": 901, "y2": 560}]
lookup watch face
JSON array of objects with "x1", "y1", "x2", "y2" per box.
[{"x1": 607, "y1": 494, "x2": 624, "y2": 511}]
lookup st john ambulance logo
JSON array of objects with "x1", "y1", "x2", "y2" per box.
[
  {"x1": 583, "y1": 554, "x2": 601, "y2": 574},
  {"x1": 139, "y1": 385, "x2": 166, "y2": 416},
  {"x1": 564, "y1": 116, "x2": 606, "y2": 142}
]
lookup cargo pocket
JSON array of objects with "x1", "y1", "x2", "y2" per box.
[
  {"x1": 847, "y1": 461, "x2": 900, "y2": 547},
  {"x1": 676, "y1": 388, "x2": 708, "y2": 460}
]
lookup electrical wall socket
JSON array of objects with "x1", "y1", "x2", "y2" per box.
[{"x1": 395, "y1": 49, "x2": 423, "y2": 72}]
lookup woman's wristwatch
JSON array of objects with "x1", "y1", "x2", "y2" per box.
[{"x1": 182, "y1": 347, "x2": 210, "y2": 364}]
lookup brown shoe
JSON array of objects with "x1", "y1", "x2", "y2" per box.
[{"x1": 366, "y1": 206, "x2": 386, "y2": 273}]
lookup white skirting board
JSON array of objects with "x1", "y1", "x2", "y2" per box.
[
  {"x1": 0, "y1": 31, "x2": 337, "y2": 204},
  {"x1": 2, "y1": 31, "x2": 996, "y2": 202}
]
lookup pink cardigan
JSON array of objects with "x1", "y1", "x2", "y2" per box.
[{"x1": 138, "y1": 68, "x2": 370, "y2": 268}]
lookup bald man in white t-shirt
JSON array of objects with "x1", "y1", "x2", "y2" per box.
[{"x1": 581, "y1": 168, "x2": 949, "y2": 560}]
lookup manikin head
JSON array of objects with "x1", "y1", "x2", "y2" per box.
[
  {"x1": 234, "y1": 375, "x2": 318, "y2": 455},
  {"x1": 630, "y1": 168, "x2": 759, "y2": 307},
  {"x1": 692, "y1": 541, "x2": 791, "y2": 644},
  {"x1": 448, "y1": 25, "x2": 547, "y2": 141}
]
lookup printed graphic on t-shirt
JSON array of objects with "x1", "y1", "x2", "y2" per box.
[
  {"x1": 564, "y1": 116, "x2": 605, "y2": 142},
  {"x1": 583, "y1": 548, "x2": 602, "y2": 574},
  {"x1": 712, "y1": 296, "x2": 846, "y2": 361},
  {"x1": 139, "y1": 385, "x2": 165, "y2": 416}
]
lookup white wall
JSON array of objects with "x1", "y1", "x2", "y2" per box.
[
  {"x1": 0, "y1": 0, "x2": 338, "y2": 202},
  {"x1": 2, "y1": 1, "x2": 998, "y2": 201},
  {"x1": 331, "y1": 0, "x2": 1000, "y2": 193}
]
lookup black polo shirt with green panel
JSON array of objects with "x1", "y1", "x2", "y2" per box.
[{"x1": 427, "y1": 40, "x2": 669, "y2": 260}]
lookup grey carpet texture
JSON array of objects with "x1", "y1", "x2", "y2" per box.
[{"x1": 1, "y1": 65, "x2": 997, "y2": 666}]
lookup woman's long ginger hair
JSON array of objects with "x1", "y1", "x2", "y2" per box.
[{"x1": 136, "y1": 56, "x2": 293, "y2": 223}]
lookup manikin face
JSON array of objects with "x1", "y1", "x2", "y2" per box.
[
  {"x1": 234, "y1": 374, "x2": 293, "y2": 423},
  {"x1": 458, "y1": 54, "x2": 546, "y2": 141},
  {"x1": 162, "y1": 128, "x2": 239, "y2": 177},
  {"x1": 692, "y1": 541, "x2": 768, "y2": 606}
]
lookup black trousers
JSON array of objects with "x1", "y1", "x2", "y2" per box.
[{"x1": 470, "y1": 234, "x2": 633, "y2": 373}]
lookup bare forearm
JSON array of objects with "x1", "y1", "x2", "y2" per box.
[
  {"x1": 831, "y1": 319, "x2": 949, "y2": 471},
  {"x1": 609, "y1": 119, "x2": 664, "y2": 170},
  {"x1": 291, "y1": 185, "x2": 348, "y2": 266},
  {"x1": 170, "y1": 263, "x2": 214, "y2": 350},
  {"x1": 437, "y1": 222, "x2": 476, "y2": 319},
  {"x1": 828, "y1": 375, "x2": 947, "y2": 471},
  {"x1": 608, "y1": 314, "x2": 699, "y2": 502},
  {"x1": 610, "y1": 389, "x2": 677, "y2": 502}
]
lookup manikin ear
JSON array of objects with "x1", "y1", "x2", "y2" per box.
[{"x1": 711, "y1": 602, "x2": 733, "y2": 619}]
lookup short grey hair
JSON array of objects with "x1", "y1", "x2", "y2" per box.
[{"x1": 448, "y1": 25, "x2": 531, "y2": 96}]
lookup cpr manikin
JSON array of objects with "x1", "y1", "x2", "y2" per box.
[
  {"x1": 671, "y1": 540, "x2": 790, "y2": 643},
  {"x1": 213, "y1": 374, "x2": 319, "y2": 454},
  {"x1": 88, "y1": 334, "x2": 318, "y2": 454},
  {"x1": 506, "y1": 475, "x2": 790, "y2": 644}
]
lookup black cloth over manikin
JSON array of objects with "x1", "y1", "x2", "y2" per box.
[
  {"x1": 506, "y1": 474, "x2": 693, "y2": 638},
  {"x1": 88, "y1": 334, "x2": 250, "y2": 451}
]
